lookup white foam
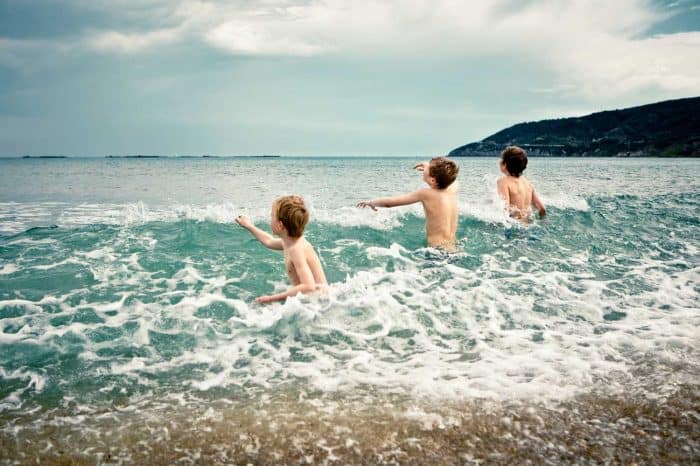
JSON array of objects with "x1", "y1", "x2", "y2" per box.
[
  {"x1": 0, "y1": 221, "x2": 28, "y2": 235},
  {"x1": 0, "y1": 263, "x2": 18, "y2": 275},
  {"x1": 4, "y1": 237, "x2": 57, "y2": 246},
  {"x1": 0, "y1": 198, "x2": 697, "y2": 409},
  {"x1": 544, "y1": 194, "x2": 590, "y2": 211},
  {"x1": 0, "y1": 366, "x2": 48, "y2": 406},
  {"x1": 111, "y1": 358, "x2": 147, "y2": 375},
  {"x1": 0, "y1": 299, "x2": 42, "y2": 313},
  {"x1": 0, "y1": 199, "x2": 553, "y2": 233},
  {"x1": 31, "y1": 258, "x2": 85, "y2": 271},
  {"x1": 315, "y1": 206, "x2": 417, "y2": 230}
]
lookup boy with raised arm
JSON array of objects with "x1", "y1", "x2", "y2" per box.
[
  {"x1": 358, "y1": 156, "x2": 460, "y2": 251},
  {"x1": 235, "y1": 195, "x2": 327, "y2": 303},
  {"x1": 497, "y1": 146, "x2": 546, "y2": 224}
]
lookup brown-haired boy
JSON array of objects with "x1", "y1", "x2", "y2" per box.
[
  {"x1": 236, "y1": 195, "x2": 327, "y2": 303},
  {"x1": 358, "y1": 156, "x2": 460, "y2": 251},
  {"x1": 497, "y1": 146, "x2": 546, "y2": 223}
]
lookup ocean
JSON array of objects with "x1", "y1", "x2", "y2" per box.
[{"x1": 0, "y1": 156, "x2": 698, "y2": 464}]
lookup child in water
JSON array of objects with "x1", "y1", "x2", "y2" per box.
[
  {"x1": 357, "y1": 156, "x2": 460, "y2": 251},
  {"x1": 236, "y1": 195, "x2": 327, "y2": 303},
  {"x1": 497, "y1": 146, "x2": 546, "y2": 224}
]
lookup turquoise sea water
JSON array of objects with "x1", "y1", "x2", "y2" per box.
[{"x1": 0, "y1": 157, "x2": 698, "y2": 463}]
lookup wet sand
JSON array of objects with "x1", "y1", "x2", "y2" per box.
[{"x1": 1, "y1": 384, "x2": 698, "y2": 465}]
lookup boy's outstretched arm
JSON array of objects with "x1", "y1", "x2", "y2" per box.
[
  {"x1": 256, "y1": 249, "x2": 316, "y2": 303},
  {"x1": 235, "y1": 215, "x2": 283, "y2": 250},
  {"x1": 532, "y1": 189, "x2": 546, "y2": 218},
  {"x1": 357, "y1": 190, "x2": 424, "y2": 211}
]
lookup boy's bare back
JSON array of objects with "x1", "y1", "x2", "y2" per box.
[
  {"x1": 283, "y1": 237, "x2": 327, "y2": 288},
  {"x1": 358, "y1": 157, "x2": 460, "y2": 251},
  {"x1": 498, "y1": 175, "x2": 535, "y2": 219},
  {"x1": 236, "y1": 195, "x2": 327, "y2": 303},
  {"x1": 419, "y1": 181, "x2": 459, "y2": 250},
  {"x1": 497, "y1": 146, "x2": 545, "y2": 223}
]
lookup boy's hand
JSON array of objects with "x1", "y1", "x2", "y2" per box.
[
  {"x1": 357, "y1": 201, "x2": 377, "y2": 211},
  {"x1": 235, "y1": 215, "x2": 253, "y2": 229},
  {"x1": 413, "y1": 161, "x2": 429, "y2": 172},
  {"x1": 256, "y1": 295, "x2": 275, "y2": 304}
]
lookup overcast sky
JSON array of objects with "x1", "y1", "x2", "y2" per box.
[{"x1": 1, "y1": 0, "x2": 699, "y2": 156}]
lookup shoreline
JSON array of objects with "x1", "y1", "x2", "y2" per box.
[{"x1": 2, "y1": 385, "x2": 698, "y2": 464}]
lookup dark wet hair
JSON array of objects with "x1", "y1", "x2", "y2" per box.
[
  {"x1": 429, "y1": 157, "x2": 459, "y2": 189},
  {"x1": 500, "y1": 146, "x2": 528, "y2": 177}
]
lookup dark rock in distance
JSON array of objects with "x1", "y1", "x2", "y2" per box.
[{"x1": 449, "y1": 96, "x2": 700, "y2": 157}]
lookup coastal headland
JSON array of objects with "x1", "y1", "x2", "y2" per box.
[{"x1": 450, "y1": 97, "x2": 700, "y2": 157}]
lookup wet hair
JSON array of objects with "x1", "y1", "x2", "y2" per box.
[
  {"x1": 500, "y1": 146, "x2": 528, "y2": 177},
  {"x1": 429, "y1": 157, "x2": 459, "y2": 189},
  {"x1": 273, "y1": 195, "x2": 309, "y2": 238}
]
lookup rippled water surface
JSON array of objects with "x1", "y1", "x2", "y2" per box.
[{"x1": 0, "y1": 157, "x2": 698, "y2": 464}]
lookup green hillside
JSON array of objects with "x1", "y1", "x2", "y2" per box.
[{"x1": 449, "y1": 97, "x2": 700, "y2": 157}]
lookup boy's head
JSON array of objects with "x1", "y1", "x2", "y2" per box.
[
  {"x1": 427, "y1": 157, "x2": 459, "y2": 189},
  {"x1": 500, "y1": 146, "x2": 528, "y2": 177},
  {"x1": 271, "y1": 195, "x2": 309, "y2": 238}
]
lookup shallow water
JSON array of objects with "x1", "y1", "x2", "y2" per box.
[{"x1": 0, "y1": 157, "x2": 698, "y2": 463}]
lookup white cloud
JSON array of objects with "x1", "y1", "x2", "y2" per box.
[
  {"x1": 88, "y1": 27, "x2": 183, "y2": 53},
  {"x1": 2, "y1": 0, "x2": 699, "y2": 98},
  {"x1": 466, "y1": 0, "x2": 700, "y2": 97},
  {"x1": 104, "y1": 0, "x2": 698, "y2": 95},
  {"x1": 552, "y1": 31, "x2": 700, "y2": 97},
  {"x1": 205, "y1": 19, "x2": 326, "y2": 56}
]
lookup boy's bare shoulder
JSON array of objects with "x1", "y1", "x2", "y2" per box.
[
  {"x1": 497, "y1": 176, "x2": 510, "y2": 186},
  {"x1": 286, "y1": 240, "x2": 315, "y2": 266},
  {"x1": 521, "y1": 176, "x2": 536, "y2": 188},
  {"x1": 414, "y1": 187, "x2": 433, "y2": 197},
  {"x1": 286, "y1": 237, "x2": 307, "y2": 254},
  {"x1": 301, "y1": 237, "x2": 318, "y2": 256}
]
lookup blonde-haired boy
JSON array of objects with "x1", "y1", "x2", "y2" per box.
[{"x1": 236, "y1": 195, "x2": 327, "y2": 303}]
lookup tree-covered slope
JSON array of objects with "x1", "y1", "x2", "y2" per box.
[{"x1": 449, "y1": 97, "x2": 700, "y2": 157}]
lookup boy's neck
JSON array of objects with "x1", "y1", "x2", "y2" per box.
[{"x1": 280, "y1": 233, "x2": 303, "y2": 249}]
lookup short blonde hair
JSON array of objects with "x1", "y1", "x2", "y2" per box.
[{"x1": 273, "y1": 195, "x2": 309, "y2": 238}]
